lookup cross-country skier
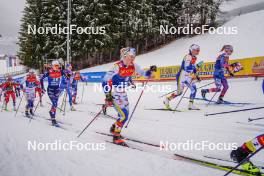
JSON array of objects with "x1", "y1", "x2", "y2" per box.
[
  {"x1": 163, "y1": 44, "x2": 201, "y2": 110},
  {"x1": 60, "y1": 63, "x2": 75, "y2": 111},
  {"x1": 230, "y1": 134, "x2": 264, "y2": 174},
  {"x1": 201, "y1": 45, "x2": 234, "y2": 104},
  {"x1": 15, "y1": 80, "x2": 22, "y2": 98},
  {"x1": 102, "y1": 47, "x2": 157, "y2": 145},
  {"x1": 40, "y1": 60, "x2": 65, "y2": 126},
  {"x1": 71, "y1": 71, "x2": 85, "y2": 104},
  {"x1": 1, "y1": 76, "x2": 19, "y2": 111},
  {"x1": 23, "y1": 70, "x2": 41, "y2": 117}
]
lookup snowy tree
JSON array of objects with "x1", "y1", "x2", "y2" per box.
[{"x1": 18, "y1": 0, "x2": 46, "y2": 69}]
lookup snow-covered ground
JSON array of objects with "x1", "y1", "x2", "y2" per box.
[
  {"x1": 220, "y1": 0, "x2": 264, "y2": 12},
  {"x1": 0, "y1": 77, "x2": 263, "y2": 176}
]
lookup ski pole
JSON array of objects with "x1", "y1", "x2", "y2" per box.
[
  {"x1": 223, "y1": 145, "x2": 264, "y2": 176},
  {"x1": 81, "y1": 82, "x2": 85, "y2": 103},
  {"x1": 46, "y1": 101, "x2": 64, "y2": 112},
  {"x1": 125, "y1": 81, "x2": 148, "y2": 128},
  {"x1": 63, "y1": 92, "x2": 67, "y2": 116},
  {"x1": 15, "y1": 93, "x2": 24, "y2": 117},
  {"x1": 159, "y1": 80, "x2": 204, "y2": 98},
  {"x1": 159, "y1": 89, "x2": 177, "y2": 98},
  {"x1": 206, "y1": 91, "x2": 218, "y2": 107},
  {"x1": 34, "y1": 99, "x2": 40, "y2": 113},
  {"x1": 77, "y1": 107, "x2": 106, "y2": 138},
  {"x1": 248, "y1": 117, "x2": 264, "y2": 122},
  {"x1": 1, "y1": 101, "x2": 6, "y2": 112},
  {"x1": 173, "y1": 80, "x2": 193, "y2": 113},
  {"x1": 60, "y1": 91, "x2": 66, "y2": 112},
  {"x1": 197, "y1": 81, "x2": 215, "y2": 90},
  {"x1": 205, "y1": 106, "x2": 264, "y2": 116}
]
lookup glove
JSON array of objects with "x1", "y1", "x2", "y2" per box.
[
  {"x1": 196, "y1": 75, "x2": 201, "y2": 82},
  {"x1": 130, "y1": 84, "x2": 136, "y2": 89},
  {"x1": 230, "y1": 147, "x2": 250, "y2": 163},
  {"x1": 41, "y1": 88, "x2": 46, "y2": 94},
  {"x1": 146, "y1": 65, "x2": 157, "y2": 78},
  {"x1": 65, "y1": 73, "x2": 71, "y2": 79},
  {"x1": 105, "y1": 93, "x2": 113, "y2": 102},
  {"x1": 150, "y1": 65, "x2": 157, "y2": 72},
  {"x1": 229, "y1": 72, "x2": 234, "y2": 77}
]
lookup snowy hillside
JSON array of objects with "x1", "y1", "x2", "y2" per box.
[
  {"x1": 82, "y1": 10, "x2": 264, "y2": 72},
  {"x1": 1, "y1": 78, "x2": 264, "y2": 176}
]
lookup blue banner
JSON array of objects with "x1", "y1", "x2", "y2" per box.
[{"x1": 81, "y1": 72, "x2": 106, "y2": 83}]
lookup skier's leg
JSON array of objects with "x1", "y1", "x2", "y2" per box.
[
  {"x1": 72, "y1": 87, "x2": 77, "y2": 104},
  {"x1": 201, "y1": 77, "x2": 221, "y2": 99},
  {"x1": 217, "y1": 77, "x2": 229, "y2": 103},
  {"x1": 187, "y1": 81, "x2": 199, "y2": 110},
  {"x1": 48, "y1": 87, "x2": 59, "y2": 119},
  {"x1": 25, "y1": 93, "x2": 30, "y2": 116},
  {"x1": 111, "y1": 92, "x2": 129, "y2": 144},
  {"x1": 231, "y1": 146, "x2": 260, "y2": 173},
  {"x1": 11, "y1": 92, "x2": 16, "y2": 110},
  {"x1": 66, "y1": 86, "x2": 73, "y2": 107},
  {"x1": 5, "y1": 92, "x2": 10, "y2": 108},
  {"x1": 29, "y1": 92, "x2": 35, "y2": 115},
  {"x1": 164, "y1": 72, "x2": 184, "y2": 109}
]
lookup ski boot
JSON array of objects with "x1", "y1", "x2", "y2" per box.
[
  {"x1": 13, "y1": 106, "x2": 16, "y2": 111},
  {"x1": 242, "y1": 162, "x2": 261, "y2": 175},
  {"x1": 201, "y1": 89, "x2": 208, "y2": 99},
  {"x1": 217, "y1": 96, "x2": 224, "y2": 104},
  {"x1": 72, "y1": 97, "x2": 77, "y2": 105},
  {"x1": 102, "y1": 104, "x2": 107, "y2": 115},
  {"x1": 188, "y1": 101, "x2": 200, "y2": 110},
  {"x1": 110, "y1": 123, "x2": 124, "y2": 139},
  {"x1": 25, "y1": 110, "x2": 30, "y2": 118},
  {"x1": 2, "y1": 103, "x2": 7, "y2": 111},
  {"x1": 163, "y1": 97, "x2": 171, "y2": 110},
  {"x1": 29, "y1": 109, "x2": 34, "y2": 116},
  {"x1": 70, "y1": 105, "x2": 76, "y2": 111},
  {"x1": 51, "y1": 119, "x2": 59, "y2": 127},
  {"x1": 113, "y1": 135, "x2": 127, "y2": 146}
]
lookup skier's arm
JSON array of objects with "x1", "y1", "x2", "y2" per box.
[
  {"x1": 40, "y1": 72, "x2": 49, "y2": 90},
  {"x1": 183, "y1": 55, "x2": 196, "y2": 73},
  {"x1": 80, "y1": 75, "x2": 86, "y2": 82},
  {"x1": 134, "y1": 64, "x2": 157, "y2": 78},
  {"x1": 2, "y1": 83, "x2": 7, "y2": 90},
  {"x1": 102, "y1": 64, "x2": 119, "y2": 94},
  {"x1": 222, "y1": 57, "x2": 234, "y2": 76}
]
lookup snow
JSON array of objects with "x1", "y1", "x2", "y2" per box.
[
  {"x1": 1, "y1": 1, "x2": 264, "y2": 176},
  {"x1": 82, "y1": 10, "x2": 264, "y2": 72},
  {"x1": 0, "y1": 78, "x2": 263, "y2": 176},
  {"x1": 220, "y1": 0, "x2": 264, "y2": 12}
]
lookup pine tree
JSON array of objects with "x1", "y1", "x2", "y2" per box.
[{"x1": 18, "y1": 0, "x2": 46, "y2": 69}]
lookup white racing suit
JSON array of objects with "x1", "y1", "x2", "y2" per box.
[{"x1": 168, "y1": 54, "x2": 198, "y2": 101}]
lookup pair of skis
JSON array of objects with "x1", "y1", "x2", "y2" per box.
[{"x1": 96, "y1": 131, "x2": 264, "y2": 176}]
